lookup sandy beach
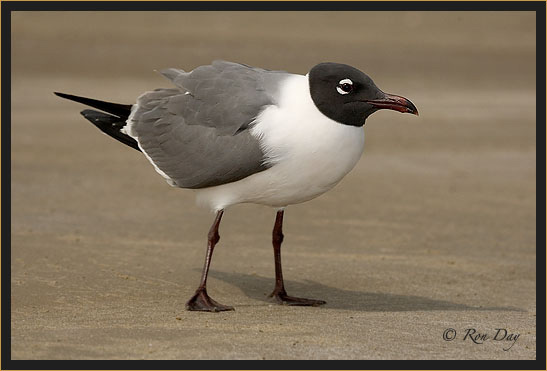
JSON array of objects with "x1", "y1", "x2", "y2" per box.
[{"x1": 10, "y1": 11, "x2": 536, "y2": 360}]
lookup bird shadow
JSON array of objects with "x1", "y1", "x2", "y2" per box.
[{"x1": 208, "y1": 270, "x2": 524, "y2": 312}]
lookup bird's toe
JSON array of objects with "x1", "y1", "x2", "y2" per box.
[{"x1": 186, "y1": 288, "x2": 235, "y2": 312}]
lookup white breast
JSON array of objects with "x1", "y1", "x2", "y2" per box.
[{"x1": 196, "y1": 74, "x2": 365, "y2": 211}]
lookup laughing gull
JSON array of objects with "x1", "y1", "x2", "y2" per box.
[{"x1": 55, "y1": 60, "x2": 418, "y2": 312}]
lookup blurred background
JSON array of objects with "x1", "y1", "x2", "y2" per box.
[{"x1": 11, "y1": 12, "x2": 536, "y2": 359}]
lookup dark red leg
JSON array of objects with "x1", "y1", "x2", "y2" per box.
[
  {"x1": 268, "y1": 210, "x2": 326, "y2": 306},
  {"x1": 186, "y1": 210, "x2": 234, "y2": 312}
]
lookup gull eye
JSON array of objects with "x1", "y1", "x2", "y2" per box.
[{"x1": 336, "y1": 78, "x2": 353, "y2": 95}]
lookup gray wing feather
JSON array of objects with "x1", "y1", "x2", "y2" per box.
[
  {"x1": 160, "y1": 60, "x2": 288, "y2": 135},
  {"x1": 129, "y1": 61, "x2": 291, "y2": 189}
]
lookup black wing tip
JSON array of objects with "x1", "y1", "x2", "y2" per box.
[
  {"x1": 54, "y1": 91, "x2": 85, "y2": 102},
  {"x1": 54, "y1": 91, "x2": 132, "y2": 119},
  {"x1": 54, "y1": 91, "x2": 69, "y2": 98},
  {"x1": 78, "y1": 109, "x2": 141, "y2": 152},
  {"x1": 79, "y1": 109, "x2": 98, "y2": 120},
  {"x1": 80, "y1": 108, "x2": 95, "y2": 115}
]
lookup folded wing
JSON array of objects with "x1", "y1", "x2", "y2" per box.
[{"x1": 127, "y1": 61, "x2": 290, "y2": 189}]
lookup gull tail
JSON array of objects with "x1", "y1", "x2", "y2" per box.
[{"x1": 54, "y1": 92, "x2": 141, "y2": 152}]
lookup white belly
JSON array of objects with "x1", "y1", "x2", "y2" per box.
[{"x1": 195, "y1": 74, "x2": 365, "y2": 211}]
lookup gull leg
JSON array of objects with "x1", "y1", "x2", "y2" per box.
[
  {"x1": 268, "y1": 210, "x2": 326, "y2": 306},
  {"x1": 186, "y1": 210, "x2": 234, "y2": 312}
]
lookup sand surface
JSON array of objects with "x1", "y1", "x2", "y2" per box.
[{"x1": 10, "y1": 11, "x2": 536, "y2": 360}]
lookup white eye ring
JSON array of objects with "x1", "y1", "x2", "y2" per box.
[{"x1": 336, "y1": 79, "x2": 353, "y2": 95}]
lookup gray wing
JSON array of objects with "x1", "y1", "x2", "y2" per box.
[{"x1": 128, "y1": 60, "x2": 291, "y2": 189}]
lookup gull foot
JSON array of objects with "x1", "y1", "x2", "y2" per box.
[
  {"x1": 269, "y1": 289, "x2": 326, "y2": 306},
  {"x1": 186, "y1": 288, "x2": 234, "y2": 312}
]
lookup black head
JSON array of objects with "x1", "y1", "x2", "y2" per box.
[{"x1": 308, "y1": 62, "x2": 418, "y2": 127}]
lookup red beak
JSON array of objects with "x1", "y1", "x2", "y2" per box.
[{"x1": 365, "y1": 93, "x2": 419, "y2": 116}]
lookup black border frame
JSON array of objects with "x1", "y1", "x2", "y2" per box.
[
  {"x1": 0, "y1": 1, "x2": 545, "y2": 11},
  {"x1": 2, "y1": 1, "x2": 545, "y2": 370}
]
